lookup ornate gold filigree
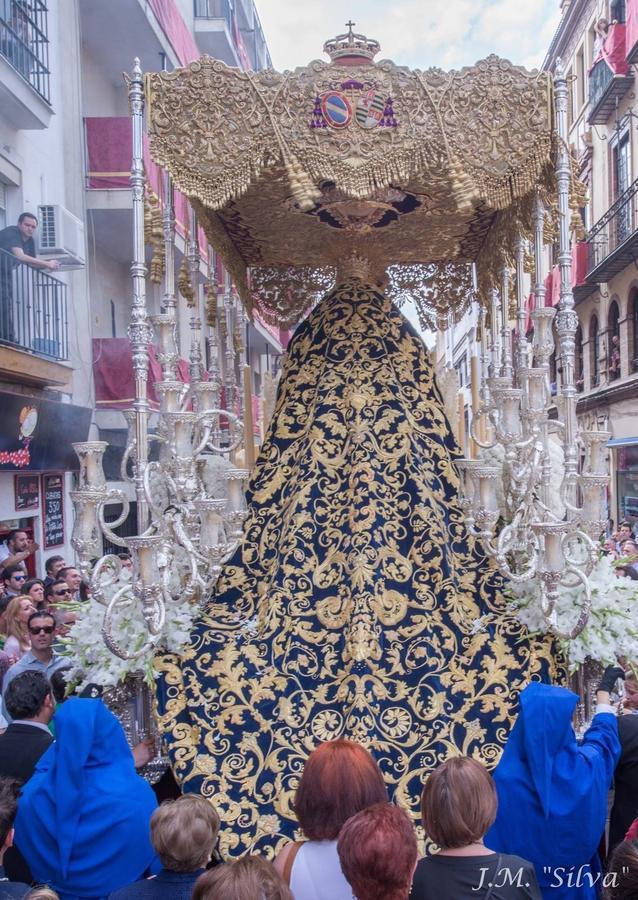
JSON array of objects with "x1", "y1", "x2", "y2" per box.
[
  {"x1": 145, "y1": 50, "x2": 555, "y2": 324},
  {"x1": 387, "y1": 262, "x2": 476, "y2": 330}
]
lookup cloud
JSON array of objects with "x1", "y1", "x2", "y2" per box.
[{"x1": 257, "y1": 0, "x2": 561, "y2": 72}]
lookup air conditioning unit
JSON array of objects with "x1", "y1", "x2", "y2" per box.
[{"x1": 37, "y1": 204, "x2": 86, "y2": 269}]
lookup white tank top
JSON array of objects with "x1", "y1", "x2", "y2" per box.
[{"x1": 289, "y1": 840, "x2": 353, "y2": 900}]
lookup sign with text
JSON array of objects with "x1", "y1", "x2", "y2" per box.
[
  {"x1": 0, "y1": 392, "x2": 91, "y2": 471},
  {"x1": 42, "y1": 473, "x2": 64, "y2": 549},
  {"x1": 14, "y1": 474, "x2": 39, "y2": 511}
]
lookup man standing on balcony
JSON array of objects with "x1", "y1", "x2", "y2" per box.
[{"x1": 0, "y1": 213, "x2": 59, "y2": 343}]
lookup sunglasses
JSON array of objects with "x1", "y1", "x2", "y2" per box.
[
  {"x1": 12, "y1": 575, "x2": 26, "y2": 581},
  {"x1": 29, "y1": 625, "x2": 55, "y2": 635},
  {"x1": 53, "y1": 589, "x2": 70, "y2": 597}
]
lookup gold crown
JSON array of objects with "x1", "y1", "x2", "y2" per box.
[{"x1": 323, "y1": 22, "x2": 380, "y2": 64}]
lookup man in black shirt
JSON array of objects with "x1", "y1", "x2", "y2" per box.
[{"x1": 0, "y1": 212, "x2": 59, "y2": 343}]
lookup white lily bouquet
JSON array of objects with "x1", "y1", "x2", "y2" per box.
[
  {"x1": 508, "y1": 554, "x2": 638, "y2": 670},
  {"x1": 60, "y1": 565, "x2": 197, "y2": 692}
]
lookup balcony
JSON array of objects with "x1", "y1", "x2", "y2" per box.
[
  {"x1": 193, "y1": 0, "x2": 243, "y2": 67},
  {"x1": 586, "y1": 176, "x2": 638, "y2": 283},
  {"x1": 0, "y1": 248, "x2": 70, "y2": 388},
  {"x1": 588, "y1": 24, "x2": 633, "y2": 124},
  {"x1": 627, "y1": 0, "x2": 638, "y2": 63},
  {"x1": 0, "y1": 0, "x2": 51, "y2": 129}
]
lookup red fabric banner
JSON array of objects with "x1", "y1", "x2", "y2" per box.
[
  {"x1": 148, "y1": 0, "x2": 200, "y2": 66},
  {"x1": 571, "y1": 241, "x2": 589, "y2": 286},
  {"x1": 93, "y1": 339, "x2": 191, "y2": 410},
  {"x1": 628, "y1": 0, "x2": 638, "y2": 61},
  {"x1": 85, "y1": 117, "x2": 132, "y2": 189},
  {"x1": 590, "y1": 22, "x2": 629, "y2": 75}
]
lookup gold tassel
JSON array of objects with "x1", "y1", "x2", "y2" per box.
[
  {"x1": 285, "y1": 156, "x2": 321, "y2": 212},
  {"x1": 178, "y1": 258, "x2": 195, "y2": 306}
]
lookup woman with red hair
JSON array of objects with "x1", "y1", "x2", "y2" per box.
[
  {"x1": 274, "y1": 739, "x2": 388, "y2": 899},
  {"x1": 337, "y1": 802, "x2": 418, "y2": 900}
]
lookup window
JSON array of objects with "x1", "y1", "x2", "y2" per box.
[
  {"x1": 0, "y1": 0, "x2": 50, "y2": 102},
  {"x1": 608, "y1": 300, "x2": 621, "y2": 379},
  {"x1": 590, "y1": 314, "x2": 600, "y2": 387},
  {"x1": 0, "y1": 183, "x2": 6, "y2": 230},
  {"x1": 630, "y1": 288, "x2": 638, "y2": 373},
  {"x1": 575, "y1": 326, "x2": 584, "y2": 391},
  {"x1": 454, "y1": 352, "x2": 468, "y2": 387},
  {"x1": 576, "y1": 47, "x2": 586, "y2": 110}
]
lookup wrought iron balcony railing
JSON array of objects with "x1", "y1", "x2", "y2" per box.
[
  {"x1": 586, "y1": 175, "x2": 638, "y2": 277},
  {"x1": 0, "y1": 0, "x2": 50, "y2": 102},
  {"x1": 0, "y1": 248, "x2": 68, "y2": 360}
]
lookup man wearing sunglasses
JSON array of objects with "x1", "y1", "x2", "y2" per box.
[
  {"x1": 1, "y1": 565, "x2": 27, "y2": 601},
  {"x1": 1, "y1": 611, "x2": 69, "y2": 723},
  {"x1": 43, "y1": 579, "x2": 72, "y2": 607}
]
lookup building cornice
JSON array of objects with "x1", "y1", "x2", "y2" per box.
[{"x1": 542, "y1": 0, "x2": 598, "y2": 71}]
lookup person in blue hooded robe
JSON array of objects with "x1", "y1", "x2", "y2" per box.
[
  {"x1": 14, "y1": 697, "x2": 159, "y2": 900},
  {"x1": 486, "y1": 677, "x2": 621, "y2": 900}
]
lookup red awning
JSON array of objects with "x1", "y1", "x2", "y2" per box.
[
  {"x1": 628, "y1": 0, "x2": 638, "y2": 61},
  {"x1": 572, "y1": 241, "x2": 589, "y2": 287},
  {"x1": 147, "y1": 0, "x2": 200, "y2": 67}
]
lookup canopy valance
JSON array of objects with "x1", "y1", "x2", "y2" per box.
[{"x1": 145, "y1": 31, "x2": 556, "y2": 327}]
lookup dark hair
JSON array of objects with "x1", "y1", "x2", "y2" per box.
[
  {"x1": 421, "y1": 756, "x2": 498, "y2": 849},
  {"x1": 337, "y1": 803, "x2": 418, "y2": 900},
  {"x1": 117, "y1": 553, "x2": 131, "y2": 561},
  {"x1": 605, "y1": 840, "x2": 638, "y2": 899},
  {"x1": 2, "y1": 564, "x2": 24, "y2": 583},
  {"x1": 17, "y1": 213, "x2": 37, "y2": 225},
  {"x1": 21, "y1": 578, "x2": 44, "y2": 596},
  {"x1": 44, "y1": 579, "x2": 70, "y2": 601},
  {"x1": 193, "y1": 857, "x2": 293, "y2": 900},
  {"x1": 294, "y1": 740, "x2": 389, "y2": 841},
  {"x1": 45, "y1": 555, "x2": 64, "y2": 575},
  {"x1": 6, "y1": 530, "x2": 27, "y2": 544},
  {"x1": 58, "y1": 567, "x2": 78, "y2": 579},
  {"x1": 0, "y1": 778, "x2": 20, "y2": 846},
  {"x1": 49, "y1": 667, "x2": 70, "y2": 704},
  {"x1": 27, "y1": 610, "x2": 55, "y2": 630},
  {"x1": 5, "y1": 670, "x2": 51, "y2": 720}
]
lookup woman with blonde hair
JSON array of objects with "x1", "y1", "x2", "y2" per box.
[
  {"x1": 193, "y1": 856, "x2": 292, "y2": 900},
  {"x1": 3, "y1": 595, "x2": 35, "y2": 660}
]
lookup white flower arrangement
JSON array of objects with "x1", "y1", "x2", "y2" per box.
[
  {"x1": 60, "y1": 567, "x2": 198, "y2": 692},
  {"x1": 508, "y1": 554, "x2": 638, "y2": 670}
]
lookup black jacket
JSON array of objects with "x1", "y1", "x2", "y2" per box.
[
  {"x1": 0, "y1": 723, "x2": 52, "y2": 783},
  {"x1": 610, "y1": 713, "x2": 638, "y2": 851}
]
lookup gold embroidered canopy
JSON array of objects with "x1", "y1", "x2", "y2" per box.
[{"x1": 145, "y1": 28, "x2": 556, "y2": 327}]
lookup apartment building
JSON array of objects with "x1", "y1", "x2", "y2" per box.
[
  {"x1": 544, "y1": 0, "x2": 638, "y2": 528},
  {"x1": 0, "y1": 0, "x2": 280, "y2": 567}
]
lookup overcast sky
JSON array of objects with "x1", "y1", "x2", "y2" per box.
[{"x1": 256, "y1": 0, "x2": 561, "y2": 72}]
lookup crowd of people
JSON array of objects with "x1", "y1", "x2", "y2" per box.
[
  {"x1": 0, "y1": 528, "x2": 637, "y2": 897},
  {"x1": 0, "y1": 665, "x2": 633, "y2": 898}
]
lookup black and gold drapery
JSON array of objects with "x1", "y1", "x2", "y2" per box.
[{"x1": 155, "y1": 282, "x2": 560, "y2": 857}]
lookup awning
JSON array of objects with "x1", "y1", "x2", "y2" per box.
[
  {"x1": 608, "y1": 436, "x2": 638, "y2": 447},
  {"x1": 93, "y1": 338, "x2": 189, "y2": 410}
]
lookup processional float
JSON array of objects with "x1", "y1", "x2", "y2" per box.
[{"x1": 69, "y1": 27, "x2": 610, "y2": 842}]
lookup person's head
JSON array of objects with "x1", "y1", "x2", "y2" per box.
[
  {"x1": 192, "y1": 856, "x2": 293, "y2": 900},
  {"x1": 27, "y1": 611, "x2": 56, "y2": 654},
  {"x1": 2, "y1": 564, "x2": 26, "y2": 594},
  {"x1": 49, "y1": 667, "x2": 70, "y2": 704},
  {"x1": 603, "y1": 537, "x2": 617, "y2": 554},
  {"x1": 421, "y1": 756, "x2": 497, "y2": 850},
  {"x1": 294, "y1": 740, "x2": 388, "y2": 841},
  {"x1": 622, "y1": 540, "x2": 638, "y2": 558},
  {"x1": 624, "y1": 673, "x2": 638, "y2": 710},
  {"x1": 21, "y1": 578, "x2": 44, "y2": 606},
  {"x1": 150, "y1": 795, "x2": 220, "y2": 872},
  {"x1": 5, "y1": 670, "x2": 54, "y2": 724},
  {"x1": 45, "y1": 555, "x2": 65, "y2": 579},
  {"x1": 337, "y1": 802, "x2": 418, "y2": 900},
  {"x1": 619, "y1": 522, "x2": 633, "y2": 542},
  {"x1": 4, "y1": 594, "x2": 35, "y2": 642},
  {"x1": 0, "y1": 778, "x2": 20, "y2": 860},
  {"x1": 25, "y1": 889, "x2": 60, "y2": 900},
  {"x1": 605, "y1": 840, "x2": 638, "y2": 899},
  {"x1": 45, "y1": 579, "x2": 72, "y2": 605},
  {"x1": 117, "y1": 553, "x2": 133, "y2": 571},
  {"x1": 6, "y1": 530, "x2": 28, "y2": 554},
  {"x1": 17, "y1": 213, "x2": 37, "y2": 242},
  {"x1": 58, "y1": 567, "x2": 81, "y2": 592}
]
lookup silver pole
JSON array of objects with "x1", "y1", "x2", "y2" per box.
[
  {"x1": 162, "y1": 172, "x2": 176, "y2": 316},
  {"x1": 514, "y1": 236, "x2": 527, "y2": 372},
  {"x1": 554, "y1": 59, "x2": 580, "y2": 516},
  {"x1": 500, "y1": 263, "x2": 513, "y2": 382},
  {"x1": 188, "y1": 208, "x2": 204, "y2": 386},
  {"x1": 532, "y1": 194, "x2": 546, "y2": 315},
  {"x1": 128, "y1": 59, "x2": 152, "y2": 533}
]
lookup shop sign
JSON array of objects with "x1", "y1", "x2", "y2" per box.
[
  {"x1": 42, "y1": 472, "x2": 64, "y2": 549},
  {"x1": 0, "y1": 392, "x2": 91, "y2": 471}
]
